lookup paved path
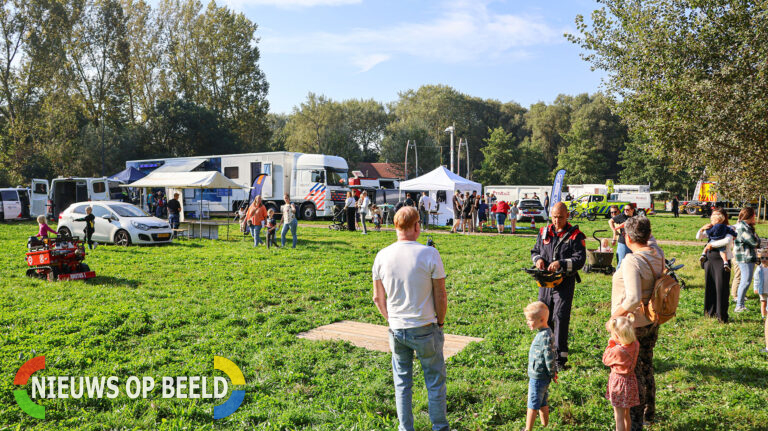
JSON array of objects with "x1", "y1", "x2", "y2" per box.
[{"x1": 296, "y1": 223, "x2": 704, "y2": 246}]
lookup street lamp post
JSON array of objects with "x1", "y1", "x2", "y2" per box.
[{"x1": 444, "y1": 124, "x2": 455, "y2": 173}]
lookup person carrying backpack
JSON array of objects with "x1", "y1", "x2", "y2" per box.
[{"x1": 609, "y1": 216, "x2": 666, "y2": 429}]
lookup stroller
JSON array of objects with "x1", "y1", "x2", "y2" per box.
[
  {"x1": 584, "y1": 229, "x2": 615, "y2": 275},
  {"x1": 329, "y1": 206, "x2": 347, "y2": 231}
]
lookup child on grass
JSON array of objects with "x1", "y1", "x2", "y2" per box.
[
  {"x1": 36, "y1": 215, "x2": 57, "y2": 239},
  {"x1": 524, "y1": 301, "x2": 557, "y2": 431},
  {"x1": 74, "y1": 206, "x2": 97, "y2": 249},
  {"x1": 753, "y1": 250, "x2": 768, "y2": 319},
  {"x1": 603, "y1": 314, "x2": 640, "y2": 431},
  {"x1": 265, "y1": 209, "x2": 278, "y2": 249},
  {"x1": 371, "y1": 205, "x2": 382, "y2": 231},
  {"x1": 699, "y1": 212, "x2": 736, "y2": 271}
]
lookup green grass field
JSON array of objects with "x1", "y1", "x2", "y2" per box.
[{"x1": 1, "y1": 214, "x2": 768, "y2": 430}]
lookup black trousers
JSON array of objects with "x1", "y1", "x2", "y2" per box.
[
  {"x1": 266, "y1": 229, "x2": 276, "y2": 248},
  {"x1": 538, "y1": 278, "x2": 576, "y2": 365},
  {"x1": 704, "y1": 250, "x2": 730, "y2": 323},
  {"x1": 346, "y1": 208, "x2": 356, "y2": 231},
  {"x1": 83, "y1": 228, "x2": 94, "y2": 249}
]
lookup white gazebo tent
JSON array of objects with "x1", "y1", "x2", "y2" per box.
[
  {"x1": 126, "y1": 171, "x2": 245, "y2": 239},
  {"x1": 399, "y1": 166, "x2": 482, "y2": 226}
]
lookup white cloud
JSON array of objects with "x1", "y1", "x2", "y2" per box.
[
  {"x1": 352, "y1": 54, "x2": 392, "y2": 73},
  {"x1": 261, "y1": 0, "x2": 566, "y2": 71},
  {"x1": 229, "y1": 0, "x2": 360, "y2": 7}
]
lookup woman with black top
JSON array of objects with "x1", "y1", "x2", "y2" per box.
[
  {"x1": 343, "y1": 191, "x2": 356, "y2": 231},
  {"x1": 697, "y1": 208, "x2": 734, "y2": 323},
  {"x1": 609, "y1": 204, "x2": 636, "y2": 269}
]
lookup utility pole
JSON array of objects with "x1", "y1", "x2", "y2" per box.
[
  {"x1": 458, "y1": 138, "x2": 469, "y2": 178},
  {"x1": 444, "y1": 123, "x2": 455, "y2": 173},
  {"x1": 404, "y1": 140, "x2": 419, "y2": 179}
]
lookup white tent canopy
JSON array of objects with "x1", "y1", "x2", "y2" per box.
[
  {"x1": 400, "y1": 166, "x2": 481, "y2": 194},
  {"x1": 125, "y1": 171, "x2": 243, "y2": 189},
  {"x1": 399, "y1": 166, "x2": 482, "y2": 226}
]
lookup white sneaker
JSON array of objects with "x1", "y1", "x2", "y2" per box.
[
  {"x1": 734, "y1": 306, "x2": 747, "y2": 313},
  {"x1": 93, "y1": 242, "x2": 98, "y2": 249}
]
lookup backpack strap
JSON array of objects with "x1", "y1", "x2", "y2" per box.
[{"x1": 637, "y1": 252, "x2": 662, "y2": 279}]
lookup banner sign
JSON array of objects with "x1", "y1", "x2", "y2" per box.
[
  {"x1": 550, "y1": 169, "x2": 566, "y2": 212},
  {"x1": 248, "y1": 174, "x2": 268, "y2": 204}
]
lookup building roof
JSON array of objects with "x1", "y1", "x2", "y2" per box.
[{"x1": 355, "y1": 162, "x2": 404, "y2": 180}]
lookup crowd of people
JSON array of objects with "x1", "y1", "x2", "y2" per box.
[{"x1": 373, "y1": 204, "x2": 671, "y2": 431}]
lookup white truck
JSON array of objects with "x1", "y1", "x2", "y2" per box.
[
  {"x1": 26, "y1": 177, "x2": 125, "y2": 219},
  {"x1": 125, "y1": 152, "x2": 350, "y2": 220},
  {"x1": 483, "y1": 185, "x2": 554, "y2": 204}
]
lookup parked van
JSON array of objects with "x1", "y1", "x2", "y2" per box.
[
  {"x1": 0, "y1": 187, "x2": 31, "y2": 220},
  {"x1": 29, "y1": 177, "x2": 124, "y2": 219}
]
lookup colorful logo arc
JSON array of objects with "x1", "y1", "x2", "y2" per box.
[
  {"x1": 213, "y1": 356, "x2": 245, "y2": 419},
  {"x1": 14, "y1": 356, "x2": 46, "y2": 419}
]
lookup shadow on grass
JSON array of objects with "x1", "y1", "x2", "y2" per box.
[
  {"x1": 85, "y1": 276, "x2": 140, "y2": 288},
  {"x1": 656, "y1": 358, "x2": 768, "y2": 387}
]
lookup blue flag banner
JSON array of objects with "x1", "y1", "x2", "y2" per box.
[
  {"x1": 248, "y1": 174, "x2": 268, "y2": 204},
  {"x1": 550, "y1": 169, "x2": 566, "y2": 213}
]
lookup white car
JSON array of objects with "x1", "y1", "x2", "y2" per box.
[
  {"x1": 515, "y1": 199, "x2": 547, "y2": 222},
  {"x1": 57, "y1": 201, "x2": 173, "y2": 246}
]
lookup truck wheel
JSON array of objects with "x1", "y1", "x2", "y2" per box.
[
  {"x1": 637, "y1": 209, "x2": 647, "y2": 217},
  {"x1": 300, "y1": 203, "x2": 316, "y2": 221},
  {"x1": 685, "y1": 205, "x2": 698, "y2": 215},
  {"x1": 115, "y1": 230, "x2": 132, "y2": 246},
  {"x1": 58, "y1": 227, "x2": 72, "y2": 238}
]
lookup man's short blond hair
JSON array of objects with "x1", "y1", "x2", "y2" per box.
[
  {"x1": 394, "y1": 206, "x2": 419, "y2": 231},
  {"x1": 524, "y1": 301, "x2": 549, "y2": 321}
]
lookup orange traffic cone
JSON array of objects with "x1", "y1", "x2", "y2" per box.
[{"x1": 530, "y1": 218, "x2": 535, "y2": 229}]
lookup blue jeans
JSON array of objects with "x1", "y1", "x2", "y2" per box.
[
  {"x1": 168, "y1": 213, "x2": 180, "y2": 230},
  {"x1": 737, "y1": 262, "x2": 756, "y2": 308},
  {"x1": 280, "y1": 218, "x2": 298, "y2": 248},
  {"x1": 389, "y1": 324, "x2": 449, "y2": 431},
  {"x1": 249, "y1": 224, "x2": 262, "y2": 246},
  {"x1": 616, "y1": 242, "x2": 631, "y2": 269},
  {"x1": 527, "y1": 377, "x2": 550, "y2": 410},
  {"x1": 496, "y1": 213, "x2": 506, "y2": 228}
]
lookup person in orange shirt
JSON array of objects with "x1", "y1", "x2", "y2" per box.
[{"x1": 242, "y1": 196, "x2": 268, "y2": 246}]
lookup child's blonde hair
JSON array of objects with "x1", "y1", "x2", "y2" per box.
[
  {"x1": 37, "y1": 215, "x2": 47, "y2": 224},
  {"x1": 608, "y1": 314, "x2": 636, "y2": 345},
  {"x1": 710, "y1": 212, "x2": 726, "y2": 225},
  {"x1": 524, "y1": 301, "x2": 549, "y2": 322},
  {"x1": 267, "y1": 208, "x2": 275, "y2": 215}
]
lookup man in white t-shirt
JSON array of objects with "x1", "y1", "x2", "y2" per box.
[
  {"x1": 418, "y1": 191, "x2": 434, "y2": 230},
  {"x1": 372, "y1": 206, "x2": 448, "y2": 431}
]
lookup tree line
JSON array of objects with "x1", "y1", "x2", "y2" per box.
[{"x1": 8, "y1": 0, "x2": 750, "y2": 200}]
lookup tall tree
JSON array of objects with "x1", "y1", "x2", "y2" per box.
[{"x1": 569, "y1": 0, "x2": 768, "y2": 197}]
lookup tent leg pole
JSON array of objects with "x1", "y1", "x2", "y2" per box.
[{"x1": 227, "y1": 193, "x2": 230, "y2": 241}]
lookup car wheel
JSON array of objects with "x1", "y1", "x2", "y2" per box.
[
  {"x1": 58, "y1": 227, "x2": 72, "y2": 238},
  {"x1": 300, "y1": 203, "x2": 316, "y2": 221},
  {"x1": 115, "y1": 230, "x2": 131, "y2": 246}
]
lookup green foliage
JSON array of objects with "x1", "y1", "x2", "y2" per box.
[
  {"x1": 569, "y1": 0, "x2": 768, "y2": 198},
  {"x1": 474, "y1": 127, "x2": 548, "y2": 185},
  {"x1": 379, "y1": 119, "x2": 439, "y2": 178},
  {"x1": 618, "y1": 132, "x2": 698, "y2": 196}
]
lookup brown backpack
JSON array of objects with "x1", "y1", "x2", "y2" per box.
[{"x1": 638, "y1": 254, "x2": 680, "y2": 325}]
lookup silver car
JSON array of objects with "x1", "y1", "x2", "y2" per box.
[
  {"x1": 515, "y1": 199, "x2": 547, "y2": 222},
  {"x1": 57, "y1": 201, "x2": 173, "y2": 246}
]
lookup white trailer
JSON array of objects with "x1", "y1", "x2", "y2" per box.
[
  {"x1": 567, "y1": 183, "x2": 650, "y2": 197},
  {"x1": 483, "y1": 185, "x2": 554, "y2": 204},
  {"x1": 126, "y1": 152, "x2": 350, "y2": 219}
]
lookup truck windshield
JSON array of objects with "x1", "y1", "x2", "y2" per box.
[{"x1": 326, "y1": 168, "x2": 349, "y2": 187}]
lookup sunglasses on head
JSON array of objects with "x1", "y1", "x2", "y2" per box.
[
  {"x1": 610, "y1": 211, "x2": 618, "y2": 214},
  {"x1": 762, "y1": 257, "x2": 768, "y2": 261}
]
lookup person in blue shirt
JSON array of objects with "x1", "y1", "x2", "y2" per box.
[{"x1": 524, "y1": 301, "x2": 557, "y2": 431}]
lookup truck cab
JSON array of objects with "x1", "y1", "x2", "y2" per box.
[{"x1": 293, "y1": 154, "x2": 349, "y2": 220}]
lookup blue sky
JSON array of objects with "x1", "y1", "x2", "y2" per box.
[{"x1": 221, "y1": 0, "x2": 606, "y2": 114}]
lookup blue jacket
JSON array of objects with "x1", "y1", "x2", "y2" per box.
[{"x1": 528, "y1": 327, "x2": 557, "y2": 379}]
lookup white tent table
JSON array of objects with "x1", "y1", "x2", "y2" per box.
[{"x1": 125, "y1": 171, "x2": 245, "y2": 240}]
